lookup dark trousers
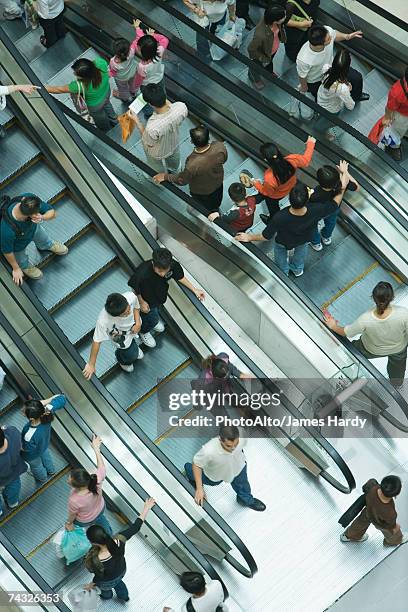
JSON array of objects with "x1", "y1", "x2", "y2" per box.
[
  {"x1": 352, "y1": 338, "x2": 407, "y2": 387},
  {"x1": 191, "y1": 184, "x2": 223, "y2": 213},
  {"x1": 184, "y1": 462, "x2": 254, "y2": 505},
  {"x1": 236, "y1": 0, "x2": 250, "y2": 20},
  {"x1": 39, "y1": 11, "x2": 66, "y2": 48},
  {"x1": 248, "y1": 55, "x2": 276, "y2": 84},
  {"x1": 196, "y1": 13, "x2": 226, "y2": 61},
  {"x1": 141, "y1": 307, "x2": 160, "y2": 333},
  {"x1": 115, "y1": 338, "x2": 142, "y2": 365},
  {"x1": 307, "y1": 66, "x2": 363, "y2": 102},
  {"x1": 346, "y1": 507, "x2": 403, "y2": 545}
]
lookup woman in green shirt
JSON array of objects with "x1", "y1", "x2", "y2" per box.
[{"x1": 46, "y1": 57, "x2": 117, "y2": 132}]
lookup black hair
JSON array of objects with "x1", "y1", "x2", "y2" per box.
[
  {"x1": 316, "y1": 165, "x2": 342, "y2": 195},
  {"x1": 69, "y1": 468, "x2": 98, "y2": 494},
  {"x1": 24, "y1": 399, "x2": 54, "y2": 424},
  {"x1": 72, "y1": 58, "x2": 102, "y2": 89},
  {"x1": 139, "y1": 34, "x2": 160, "y2": 62},
  {"x1": 113, "y1": 38, "x2": 131, "y2": 63},
  {"x1": 190, "y1": 125, "x2": 209, "y2": 148},
  {"x1": 228, "y1": 182, "x2": 247, "y2": 202},
  {"x1": 322, "y1": 49, "x2": 351, "y2": 90},
  {"x1": 260, "y1": 142, "x2": 295, "y2": 185},
  {"x1": 152, "y1": 248, "x2": 172, "y2": 270},
  {"x1": 85, "y1": 525, "x2": 123, "y2": 574},
  {"x1": 20, "y1": 195, "x2": 41, "y2": 216},
  {"x1": 142, "y1": 83, "x2": 166, "y2": 107},
  {"x1": 289, "y1": 182, "x2": 309, "y2": 209},
  {"x1": 380, "y1": 475, "x2": 402, "y2": 498},
  {"x1": 105, "y1": 293, "x2": 129, "y2": 317},
  {"x1": 219, "y1": 424, "x2": 240, "y2": 441},
  {"x1": 309, "y1": 25, "x2": 329, "y2": 46},
  {"x1": 372, "y1": 282, "x2": 394, "y2": 316},
  {"x1": 203, "y1": 355, "x2": 230, "y2": 379},
  {"x1": 264, "y1": 5, "x2": 286, "y2": 26},
  {"x1": 180, "y1": 571, "x2": 206, "y2": 595},
  {"x1": 0, "y1": 428, "x2": 5, "y2": 447}
]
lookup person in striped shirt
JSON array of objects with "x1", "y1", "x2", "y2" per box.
[{"x1": 129, "y1": 83, "x2": 188, "y2": 173}]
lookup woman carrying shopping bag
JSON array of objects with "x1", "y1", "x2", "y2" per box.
[
  {"x1": 83, "y1": 498, "x2": 155, "y2": 601},
  {"x1": 183, "y1": 0, "x2": 237, "y2": 61},
  {"x1": 65, "y1": 435, "x2": 113, "y2": 535},
  {"x1": 381, "y1": 66, "x2": 408, "y2": 161},
  {"x1": 21, "y1": 394, "x2": 66, "y2": 483}
]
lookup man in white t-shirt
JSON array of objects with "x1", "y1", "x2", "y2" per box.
[
  {"x1": 163, "y1": 572, "x2": 227, "y2": 612},
  {"x1": 185, "y1": 425, "x2": 266, "y2": 511},
  {"x1": 296, "y1": 25, "x2": 369, "y2": 102},
  {"x1": 83, "y1": 292, "x2": 143, "y2": 379}
]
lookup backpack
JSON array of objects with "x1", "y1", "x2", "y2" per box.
[{"x1": 0, "y1": 195, "x2": 30, "y2": 236}]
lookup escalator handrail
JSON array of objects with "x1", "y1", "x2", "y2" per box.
[
  {"x1": 58, "y1": 101, "x2": 408, "y2": 434},
  {"x1": 0, "y1": 32, "x2": 258, "y2": 577},
  {"x1": 0, "y1": 34, "x2": 354, "y2": 495},
  {"x1": 96, "y1": 0, "x2": 408, "y2": 185},
  {"x1": 0, "y1": 312, "x2": 230, "y2": 594}
]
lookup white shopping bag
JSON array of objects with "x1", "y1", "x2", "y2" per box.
[
  {"x1": 288, "y1": 87, "x2": 315, "y2": 121},
  {"x1": 210, "y1": 18, "x2": 245, "y2": 61},
  {"x1": 52, "y1": 528, "x2": 65, "y2": 559},
  {"x1": 68, "y1": 586, "x2": 101, "y2": 612},
  {"x1": 378, "y1": 125, "x2": 401, "y2": 150}
]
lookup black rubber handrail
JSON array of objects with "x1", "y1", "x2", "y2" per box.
[
  {"x1": 0, "y1": 31, "x2": 355, "y2": 493},
  {"x1": 0, "y1": 314, "x2": 229, "y2": 597},
  {"x1": 0, "y1": 31, "x2": 258, "y2": 577},
  {"x1": 98, "y1": 0, "x2": 408, "y2": 184}
]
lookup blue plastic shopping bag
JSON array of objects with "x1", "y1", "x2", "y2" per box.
[{"x1": 61, "y1": 526, "x2": 91, "y2": 565}]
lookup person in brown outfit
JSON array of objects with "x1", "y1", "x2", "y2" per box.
[
  {"x1": 248, "y1": 5, "x2": 287, "y2": 90},
  {"x1": 153, "y1": 125, "x2": 228, "y2": 213},
  {"x1": 341, "y1": 476, "x2": 407, "y2": 547}
]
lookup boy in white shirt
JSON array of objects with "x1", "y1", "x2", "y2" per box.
[
  {"x1": 83, "y1": 292, "x2": 143, "y2": 379},
  {"x1": 163, "y1": 572, "x2": 227, "y2": 612}
]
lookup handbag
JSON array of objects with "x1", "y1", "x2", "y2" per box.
[
  {"x1": 61, "y1": 526, "x2": 91, "y2": 565},
  {"x1": 210, "y1": 18, "x2": 245, "y2": 61},
  {"x1": 71, "y1": 80, "x2": 95, "y2": 125},
  {"x1": 338, "y1": 494, "x2": 366, "y2": 528},
  {"x1": 287, "y1": 0, "x2": 311, "y2": 31}
]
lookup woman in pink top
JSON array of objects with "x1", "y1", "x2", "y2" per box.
[
  {"x1": 65, "y1": 435, "x2": 113, "y2": 535},
  {"x1": 132, "y1": 19, "x2": 169, "y2": 118}
]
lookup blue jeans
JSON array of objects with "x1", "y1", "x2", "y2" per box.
[
  {"x1": 14, "y1": 224, "x2": 53, "y2": 270},
  {"x1": 311, "y1": 209, "x2": 340, "y2": 245},
  {"x1": 184, "y1": 462, "x2": 254, "y2": 505},
  {"x1": 98, "y1": 571, "x2": 128, "y2": 600},
  {"x1": 74, "y1": 507, "x2": 113, "y2": 535},
  {"x1": 141, "y1": 307, "x2": 160, "y2": 334},
  {"x1": 196, "y1": 13, "x2": 226, "y2": 61},
  {"x1": 115, "y1": 338, "x2": 142, "y2": 365},
  {"x1": 27, "y1": 448, "x2": 55, "y2": 482},
  {"x1": 274, "y1": 242, "x2": 307, "y2": 276},
  {"x1": 0, "y1": 478, "x2": 21, "y2": 513}
]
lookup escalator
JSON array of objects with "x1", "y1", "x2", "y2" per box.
[
  {"x1": 0, "y1": 317, "x2": 229, "y2": 609},
  {"x1": 9, "y1": 1, "x2": 408, "y2": 434}
]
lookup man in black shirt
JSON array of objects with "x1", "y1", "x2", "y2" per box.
[
  {"x1": 309, "y1": 162, "x2": 359, "y2": 250},
  {"x1": 236, "y1": 164, "x2": 350, "y2": 276},
  {"x1": 128, "y1": 248, "x2": 205, "y2": 348}
]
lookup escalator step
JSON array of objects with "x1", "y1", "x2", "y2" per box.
[
  {"x1": 158, "y1": 434, "x2": 208, "y2": 471},
  {"x1": 53, "y1": 264, "x2": 129, "y2": 343},
  {"x1": 104, "y1": 333, "x2": 190, "y2": 408},
  {"x1": 0, "y1": 20, "x2": 28, "y2": 43},
  {"x1": 14, "y1": 28, "x2": 48, "y2": 64},
  {"x1": 128, "y1": 364, "x2": 199, "y2": 440},
  {"x1": 0, "y1": 380, "x2": 18, "y2": 413},
  {"x1": 0, "y1": 160, "x2": 65, "y2": 202},
  {"x1": 0, "y1": 125, "x2": 40, "y2": 183},
  {"x1": 78, "y1": 336, "x2": 126, "y2": 378},
  {"x1": 0, "y1": 106, "x2": 14, "y2": 126},
  {"x1": 29, "y1": 230, "x2": 117, "y2": 310},
  {"x1": 0, "y1": 475, "x2": 71, "y2": 555},
  {"x1": 29, "y1": 33, "x2": 86, "y2": 83}
]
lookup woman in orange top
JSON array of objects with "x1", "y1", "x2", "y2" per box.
[{"x1": 251, "y1": 135, "x2": 316, "y2": 223}]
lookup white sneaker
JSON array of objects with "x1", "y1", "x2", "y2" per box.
[
  {"x1": 136, "y1": 347, "x2": 144, "y2": 359},
  {"x1": 139, "y1": 332, "x2": 156, "y2": 348},
  {"x1": 291, "y1": 269, "x2": 304, "y2": 277},
  {"x1": 309, "y1": 242, "x2": 323, "y2": 251},
  {"x1": 340, "y1": 533, "x2": 368, "y2": 543},
  {"x1": 7, "y1": 501, "x2": 19, "y2": 509},
  {"x1": 152, "y1": 320, "x2": 165, "y2": 334},
  {"x1": 119, "y1": 363, "x2": 134, "y2": 373},
  {"x1": 322, "y1": 236, "x2": 332, "y2": 246}
]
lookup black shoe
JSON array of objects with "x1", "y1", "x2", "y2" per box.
[
  {"x1": 387, "y1": 146, "x2": 402, "y2": 161},
  {"x1": 260, "y1": 214, "x2": 270, "y2": 224},
  {"x1": 237, "y1": 497, "x2": 266, "y2": 511},
  {"x1": 358, "y1": 93, "x2": 370, "y2": 102}
]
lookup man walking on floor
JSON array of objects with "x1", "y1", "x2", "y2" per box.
[
  {"x1": 341, "y1": 475, "x2": 407, "y2": 546},
  {"x1": 153, "y1": 125, "x2": 228, "y2": 213}
]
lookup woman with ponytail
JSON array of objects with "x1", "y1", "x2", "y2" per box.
[
  {"x1": 246, "y1": 135, "x2": 315, "y2": 223},
  {"x1": 325, "y1": 282, "x2": 408, "y2": 388},
  {"x1": 21, "y1": 394, "x2": 66, "y2": 483},
  {"x1": 66, "y1": 435, "x2": 113, "y2": 535},
  {"x1": 84, "y1": 498, "x2": 155, "y2": 601}
]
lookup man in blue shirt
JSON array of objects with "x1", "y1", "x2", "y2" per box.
[{"x1": 0, "y1": 193, "x2": 68, "y2": 285}]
